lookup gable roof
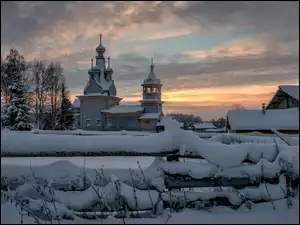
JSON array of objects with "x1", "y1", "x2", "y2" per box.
[
  {"x1": 227, "y1": 108, "x2": 299, "y2": 131},
  {"x1": 102, "y1": 105, "x2": 144, "y2": 114},
  {"x1": 267, "y1": 85, "x2": 299, "y2": 109},
  {"x1": 279, "y1": 85, "x2": 299, "y2": 101},
  {"x1": 139, "y1": 112, "x2": 161, "y2": 119}
]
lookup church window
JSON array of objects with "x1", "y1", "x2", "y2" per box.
[
  {"x1": 107, "y1": 118, "x2": 112, "y2": 127},
  {"x1": 96, "y1": 119, "x2": 101, "y2": 126},
  {"x1": 85, "y1": 119, "x2": 91, "y2": 127}
]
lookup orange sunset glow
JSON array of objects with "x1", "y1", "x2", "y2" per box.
[{"x1": 2, "y1": 1, "x2": 299, "y2": 120}]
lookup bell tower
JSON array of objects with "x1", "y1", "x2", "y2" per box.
[{"x1": 140, "y1": 59, "x2": 164, "y2": 114}]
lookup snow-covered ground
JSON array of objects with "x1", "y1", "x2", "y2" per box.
[{"x1": 1, "y1": 198, "x2": 299, "y2": 224}]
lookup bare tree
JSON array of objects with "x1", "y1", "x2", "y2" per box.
[
  {"x1": 29, "y1": 60, "x2": 54, "y2": 129},
  {"x1": 42, "y1": 62, "x2": 64, "y2": 130},
  {"x1": 231, "y1": 103, "x2": 246, "y2": 110}
]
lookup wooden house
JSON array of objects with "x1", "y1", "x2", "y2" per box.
[{"x1": 267, "y1": 85, "x2": 299, "y2": 109}]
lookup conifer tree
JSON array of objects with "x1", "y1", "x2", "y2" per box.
[
  {"x1": 2, "y1": 49, "x2": 31, "y2": 130},
  {"x1": 56, "y1": 80, "x2": 74, "y2": 130}
]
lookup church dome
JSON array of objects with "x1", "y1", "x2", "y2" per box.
[
  {"x1": 96, "y1": 34, "x2": 106, "y2": 55},
  {"x1": 88, "y1": 65, "x2": 101, "y2": 73},
  {"x1": 96, "y1": 43, "x2": 106, "y2": 55}
]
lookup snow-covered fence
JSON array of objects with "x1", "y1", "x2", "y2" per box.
[{"x1": 1, "y1": 119, "x2": 299, "y2": 221}]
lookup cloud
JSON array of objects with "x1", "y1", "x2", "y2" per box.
[
  {"x1": 2, "y1": 1, "x2": 298, "y2": 119},
  {"x1": 128, "y1": 28, "x2": 194, "y2": 42}
]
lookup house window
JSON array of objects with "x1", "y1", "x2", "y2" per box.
[
  {"x1": 107, "y1": 118, "x2": 112, "y2": 127},
  {"x1": 85, "y1": 119, "x2": 91, "y2": 127},
  {"x1": 96, "y1": 119, "x2": 101, "y2": 126}
]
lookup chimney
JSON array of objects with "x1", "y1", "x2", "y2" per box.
[{"x1": 262, "y1": 103, "x2": 266, "y2": 114}]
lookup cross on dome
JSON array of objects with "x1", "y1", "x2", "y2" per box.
[{"x1": 96, "y1": 33, "x2": 106, "y2": 56}]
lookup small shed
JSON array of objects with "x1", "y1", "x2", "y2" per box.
[{"x1": 192, "y1": 123, "x2": 217, "y2": 133}]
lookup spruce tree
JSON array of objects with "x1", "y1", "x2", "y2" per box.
[
  {"x1": 57, "y1": 81, "x2": 74, "y2": 130},
  {"x1": 3, "y1": 49, "x2": 31, "y2": 131}
]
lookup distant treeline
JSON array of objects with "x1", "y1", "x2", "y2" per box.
[{"x1": 166, "y1": 113, "x2": 226, "y2": 128}]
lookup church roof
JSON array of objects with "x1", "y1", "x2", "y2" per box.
[
  {"x1": 142, "y1": 58, "x2": 161, "y2": 85},
  {"x1": 139, "y1": 112, "x2": 161, "y2": 119},
  {"x1": 88, "y1": 65, "x2": 101, "y2": 72},
  {"x1": 102, "y1": 105, "x2": 144, "y2": 114}
]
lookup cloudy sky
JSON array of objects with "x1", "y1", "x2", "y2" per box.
[{"x1": 1, "y1": 1, "x2": 299, "y2": 120}]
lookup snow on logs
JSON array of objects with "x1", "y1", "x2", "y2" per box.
[
  {"x1": 2, "y1": 149, "x2": 298, "y2": 193},
  {"x1": 1, "y1": 122, "x2": 297, "y2": 168},
  {"x1": 1, "y1": 130, "x2": 179, "y2": 157}
]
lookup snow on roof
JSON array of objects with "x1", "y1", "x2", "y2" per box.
[
  {"x1": 279, "y1": 85, "x2": 299, "y2": 101},
  {"x1": 72, "y1": 98, "x2": 80, "y2": 108},
  {"x1": 102, "y1": 105, "x2": 144, "y2": 114},
  {"x1": 156, "y1": 116, "x2": 183, "y2": 128},
  {"x1": 139, "y1": 113, "x2": 161, "y2": 119},
  {"x1": 193, "y1": 123, "x2": 217, "y2": 129},
  {"x1": 227, "y1": 108, "x2": 299, "y2": 131}
]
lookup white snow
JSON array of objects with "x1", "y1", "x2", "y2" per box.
[
  {"x1": 102, "y1": 105, "x2": 144, "y2": 114},
  {"x1": 158, "y1": 159, "x2": 218, "y2": 179},
  {"x1": 193, "y1": 123, "x2": 217, "y2": 129},
  {"x1": 238, "y1": 175, "x2": 286, "y2": 201},
  {"x1": 179, "y1": 129, "x2": 290, "y2": 167},
  {"x1": 2, "y1": 198, "x2": 299, "y2": 224},
  {"x1": 1, "y1": 130, "x2": 178, "y2": 155},
  {"x1": 1, "y1": 158, "x2": 165, "y2": 191},
  {"x1": 161, "y1": 191, "x2": 243, "y2": 206},
  {"x1": 2, "y1": 118, "x2": 298, "y2": 169},
  {"x1": 227, "y1": 107, "x2": 299, "y2": 131},
  {"x1": 30, "y1": 129, "x2": 153, "y2": 136},
  {"x1": 210, "y1": 133, "x2": 299, "y2": 145}
]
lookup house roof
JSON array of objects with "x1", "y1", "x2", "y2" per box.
[
  {"x1": 102, "y1": 105, "x2": 144, "y2": 114},
  {"x1": 279, "y1": 85, "x2": 299, "y2": 101},
  {"x1": 267, "y1": 85, "x2": 299, "y2": 109},
  {"x1": 139, "y1": 112, "x2": 161, "y2": 119},
  {"x1": 227, "y1": 107, "x2": 299, "y2": 131},
  {"x1": 193, "y1": 123, "x2": 217, "y2": 129}
]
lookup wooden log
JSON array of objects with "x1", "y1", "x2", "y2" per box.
[
  {"x1": 0, "y1": 151, "x2": 258, "y2": 164},
  {"x1": 165, "y1": 175, "x2": 280, "y2": 189}
]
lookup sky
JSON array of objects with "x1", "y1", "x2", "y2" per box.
[{"x1": 1, "y1": 1, "x2": 299, "y2": 120}]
